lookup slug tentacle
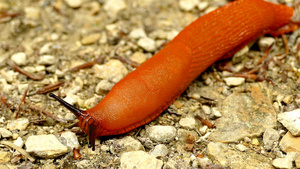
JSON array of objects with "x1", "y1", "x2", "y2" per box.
[
  {"x1": 49, "y1": 93, "x2": 84, "y2": 118},
  {"x1": 49, "y1": 93, "x2": 99, "y2": 150}
]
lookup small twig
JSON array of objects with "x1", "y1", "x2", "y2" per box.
[
  {"x1": 196, "y1": 115, "x2": 216, "y2": 129},
  {"x1": 0, "y1": 11, "x2": 22, "y2": 22},
  {"x1": 16, "y1": 85, "x2": 29, "y2": 118},
  {"x1": 67, "y1": 55, "x2": 105, "y2": 72},
  {"x1": 227, "y1": 73, "x2": 257, "y2": 80},
  {"x1": 7, "y1": 60, "x2": 45, "y2": 80},
  {"x1": 281, "y1": 34, "x2": 289, "y2": 56},
  {"x1": 113, "y1": 55, "x2": 140, "y2": 68},
  {"x1": 0, "y1": 141, "x2": 35, "y2": 162},
  {"x1": 26, "y1": 100, "x2": 67, "y2": 123},
  {"x1": 0, "y1": 95, "x2": 10, "y2": 107},
  {"x1": 36, "y1": 81, "x2": 65, "y2": 94}
]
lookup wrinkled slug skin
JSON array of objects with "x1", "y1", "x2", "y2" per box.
[{"x1": 83, "y1": 0, "x2": 294, "y2": 136}]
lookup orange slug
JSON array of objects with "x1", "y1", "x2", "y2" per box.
[{"x1": 50, "y1": 0, "x2": 297, "y2": 150}]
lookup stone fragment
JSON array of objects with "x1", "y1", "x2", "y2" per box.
[
  {"x1": 280, "y1": 132, "x2": 300, "y2": 153},
  {"x1": 150, "y1": 144, "x2": 168, "y2": 158},
  {"x1": 120, "y1": 151, "x2": 163, "y2": 169},
  {"x1": 64, "y1": 0, "x2": 83, "y2": 8},
  {"x1": 209, "y1": 85, "x2": 276, "y2": 142},
  {"x1": 93, "y1": 59, "x2": 128, "y2": 83},
  {"x1": 223, "y1": 77, "x2": 245, "y2": 86},
  {"x1": 11, "y1": 52, "x2": 27, "y2": 66},
  {"x1": 278, "y1": 109, "x2": 300, "y2": 136},
  {"x1": 207, "y1": 142, "x2": 273, "y2": 169},
  {"x1": 25, "y1": 134, "x2": 68, "y2": 158},
  {"x1": 146, "y1": 126, "x2": 176, "y2": 143},
  {"x1": 137, "y1": 37, "x2": 156, "y2": 52},
  {"x1": 7, "y1": 118, "x2": 29, "y2": 131},
  {"x1": 179, "y1": 116, "x2": 197, "y2": 129},
  {"x1": 263, "y1": 127, "x2": 280, "y2": 151},
  {"x1": 0, "y1": 128, "x2": 12, "y2": 138},
  {"x1": 110, "y1": 136, "x2": 144, "y2": 154}
]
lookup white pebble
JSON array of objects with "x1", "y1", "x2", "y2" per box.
[
  {"x1": 64, "y1": 0, "x2": 83, "y2": 8},
  {"x1": 223, "y1": 77, "x2": 245, "y2": 86},
  {"x1": 38, "y1": 55, "x2": 56, "y2": 65},
  {"x1": 179, "y1": 0, "x2": 199, "y2": 11},
  {"x1": 11, "y1": 52, "x2": 27, "y2": 66},
  {"x1": 137, "y1": 37, "x2": 156, "y2": 52},
  {"x1": 278, "y1": 109, "x2": 300, "y2": 136},
  {"x1": 7, "y1": 118, "x2": 29, "y2": 131},
  {"x1": 150, "y1": 144, "x2": 168, "y2": 157},
  {"x1": 129, "y1": 28, "x2": 147, "y2": 39},
  {"x1": 61, "y1": 131, "x2": 80, "y2": 150},
  {"x1": 93, "y1": 59, "x2": 128, "y2": 83},
  {"x1": 25, "y1": 134, "x2": 68, "y2": 158},
  {"x1": 146, "y1": 125, "x2": 176, "y2": 143},
  {"x1": 120, "y1": 151, "x2": 163, "y2": 168},
  {"x1": 103, "y1": 0, "x2": 127, "y2": 18},
  {"x1": 179, "y1": 116, "x2": 197, "y2": 129}
]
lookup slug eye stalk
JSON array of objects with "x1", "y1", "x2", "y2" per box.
[
  {"x1": 49, "y1": 93, "x2": 98, "y2": 150},
  {"x1": 49, "y1": 93, "x2": 84, "y2": 118}
]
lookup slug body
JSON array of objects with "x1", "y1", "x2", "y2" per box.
[{"x1": 50, "y1": 0, "x2": 296, "y2": 150}]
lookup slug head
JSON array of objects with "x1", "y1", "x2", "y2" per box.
[{"x1": 49, "y1": 93, "x2": 99, "y2": 150}]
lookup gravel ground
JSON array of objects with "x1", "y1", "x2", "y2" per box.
[{"x1": 0, "y1": 0, "x2": 300, "y2": 168}]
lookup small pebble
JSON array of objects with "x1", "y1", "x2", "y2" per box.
[
  {"x1": 263, "y1": 127, "x2": 279, "y2": 151},
  {"x1": 95, "y1": 80, "x2": 114, "y2": 93},
  {"x1": 197, "y1": 1, "x2": 209, "y2": 10},
  {"x1": 60, "y1": 131, "x2": 80, "y2": 150},
  {"x1": 0, "y1": 128, "x2": 12, "y2": 138},
  {"x1": 130, "y1": 52, "x2": 148, "y2": 64},
  {"x1": 202, "y1": 105, "x2": 211, "y2": 115},
  {"x1": 223, "y1": 77, "x2": 245, "y2": 86},
  {"x1": 64, "y1": 0, "x2": 83, "y2": 8},
  {"x1": 146, "y1": 125, "x2": 176, "y2": 143},
  {"x1": 13, "y1": 137, "x2": 24, "y2": 147},
  {"x1": 7, "y1": 118, "x2": 29, "y2": 131},
  {"x1": 103, "y1": 0, "x2": 127, "y2": 18},
  {"x1": 272, "y1": 157, "x2": 293, "y2": 169},
  {"x1": 40, "y1": 43, "x2": 52, "y2": 54},
  {"x1": 0, "y1": 151, "x2": 11, "y2": 164},
  {"x1": 11, "y1": 52, "x2": 27, "y2": 66},
  {"x1": 137, "y1": 37, "x2": 156, "y2": 52},
  {"x1": 179, "y1": 116, "x2": 197, "y2": 129},
  {"x1": 278, "y1": 109, "x2": 300, "y2": 136},
  {"x1": 236, "y1": 144, "x2": 248, "y2": 152},
  {"x1": 25, "y1": 134, "x2": 68, "y2": 158},
  {"x1": 129, "y1": 28, "x2": 147, "y2": 39},
  {"x1": 38, "y1": 55, "x2": 56, "y2": 65},
  {"x1": 280, "y1": 132, "x2": 300, "y2": 153},
  {"x1": 251, "y1": 138, "x2": 260, "y2": 146},
  {"x1": 258, "y1": 37, "x2": 275, "y2": 52},
  {"x1": 93, "y1": 59, "x2": 128, "y2": 83},
  {"x1": 81, "y1": 33, "x2": 101, "y2": 45},
  {"x1": 150, "y1": 144, "x2": 168, "y2": 158},
  {"x1": 110, "y1": 136, "x2": 144, "y2": 154},
  {"x1": 179, "y1": 0, "x2": 199, "y2": 11},
  {"x1": 120, "y1": 151, "x2": 163, "y2": 169}
]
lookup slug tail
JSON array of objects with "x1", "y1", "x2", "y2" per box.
[{"x1": 49, "y1": 93, "x2": 84, "y2": 118}]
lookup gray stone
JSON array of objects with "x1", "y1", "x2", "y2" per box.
[
  {"x1": 278, "y1": 109, "x2": 300, "y2": 136},
  {"x1": 146, "y1": 125, "x2": 176, "y2": 143},
  {"x1": 263, "y1": 127, "x2": 280, "y2": 151},
  {"x1": 150, "y1": 144, "x2": 168, "y2": 157},
  {"x1": 207, "y1": 142, "x2": 273, "y2": 169}
]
